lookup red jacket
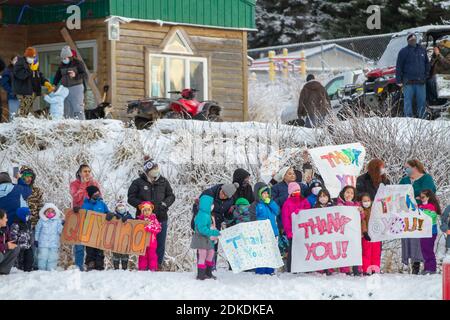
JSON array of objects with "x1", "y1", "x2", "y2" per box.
[{"x1": 69, "y1": 179, "x2": 101, "y2": 208}]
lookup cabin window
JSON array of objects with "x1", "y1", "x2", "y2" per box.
[{"x1": 148, "y1": 54, "x2": 208, "y2": 100}]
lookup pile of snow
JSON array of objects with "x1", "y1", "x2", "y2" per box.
[{"x1": 0, "y1": 269, "x2": 441, "y2": 300}]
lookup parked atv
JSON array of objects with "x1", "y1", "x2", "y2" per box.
[{"x1": 127, "y1": 88, "x2": 222, "y2": 129}]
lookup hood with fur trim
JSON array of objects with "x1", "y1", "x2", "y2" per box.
[{"x1": 39, "y1": 203, "x2": 63, "y2": 221}]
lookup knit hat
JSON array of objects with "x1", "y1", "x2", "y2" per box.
[
  {"x1": 60, "y1": 45, "x2": 73, "y2": 59},
  {"x1": 16, "y1": 207, "x2": 30, "y2": 223},
  {"x1": 309, "y1": 179, "x2": 322, "y2": 191},
  {"x1": 274, "y1": 166, "x2": 290, "y2": 183},
  {"x1": 221, "y1": 182, "x2": 239, "y2": 199},
  {"x1": 138, "y1": 201, "x2": 154, "y2": 211},
  {"x1": 288, "y1": 182, "x2": 301, "y2": 195},
  {"x1": 24, "y1": 47, "x2": 37, "y2": 58},
  {"x1": 143, "y1": 158, "x2": 157, "y2": 173},
  {"x1": 235, "y1": 197, "x2": 250, "y2": 206},
  {"x1": 86, "y1": 185, "x2": 100, "y2": 199}
]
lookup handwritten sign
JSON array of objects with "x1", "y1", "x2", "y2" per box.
[
  {"x1": 309, "y1": 143, "x2": 366, "y2": 198},
  {"x1": 61, "y1": 209, "x2": 150, "y2": 255},
  {"x1": 219, "y1": 220, "x2": 283, "y2": 273},
  {"x1": 368, "y1": 184, "x2": 433, "y2": 241},
  {"x1": 291, "y1": 206, "x2": 362, "y2": 273}
]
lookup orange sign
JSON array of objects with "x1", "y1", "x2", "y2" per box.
[{"x1": 62, "y1": 209, "x2": 150, "y2": 255}]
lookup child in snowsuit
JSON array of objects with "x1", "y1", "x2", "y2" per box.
[
  {"x1": 307, "y1": 179, "x2": 323, "y2": 207},
  {"x1": 359, "y1": 193, "x2": 382, "y2": 275},
  {"x1": 43, "y1": 85, "x2": 69, "y2": 120},
  {"x1": 191, "y1": 195, "x2": 220, "y2": 280},
  {"x1": 138, "y1": 201, "x2": 161, "y2": 271},
  {"x1": 107, "y1": 201, "x2": 133, "y2": 270},
  {"x1": 337, "y1": 185, "x2": 362, "y2": 276},
  {"x1": 255, "y1": 185, "x2": 280, "y2": 275},
  {"x1": 10, "y1": 207, "x2": 33, "y2": 272},
  {"x1": 315, "y1": 189, "x2": 336, "y2": 275},
  {"x1": 35, "y1": 203, "x2": 64, "y2": 271},
  {"x1": 81, "y1": 185, "x2": 110, "y2": 271},
  {"x1": 282, "y1": 182, "x2": 310, "y2": 272},
  {"x1": 225, "y1": 197, "x2": 252, "y2": 227},
  {"x1": 418, "y1": 189, "x2": 441, "y2": 274}
]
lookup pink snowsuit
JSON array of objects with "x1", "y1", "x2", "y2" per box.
[
  {"x1": 138, "y1": 214, "x2": 161, "y2": 271},
  {"x1": 361, "y1": 207, "x2": 381, "y2": 273},
  {"x1": 337, "y1": 198, "x2": 363, "y2": 274},
  {"x1": 281, "y1": 196, "x2": 311, "y2": 239}
]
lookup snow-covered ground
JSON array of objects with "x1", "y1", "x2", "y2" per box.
[{"x1": 1, "y1": 268, "x2": 440, "y2": 300}]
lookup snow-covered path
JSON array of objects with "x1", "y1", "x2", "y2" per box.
[{"x1": 1, "y1": 269, "x2": 441, "y2": 300}]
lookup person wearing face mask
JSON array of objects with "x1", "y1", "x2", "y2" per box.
[
  {"x1": 127, "y1": 157, "x2": 175, "y2": 270},
  {"x1": 281, "y1": 182, "x2": 310, "y2": 272},
  {"x1": 232, "y1": 168, "x2": 254, "y2": 203},
  {"x1": 306, "y1": 179, "x2": 323, "y2": 207},
  {"x1": 359, "y1": 193, "x2": 382, "y2": 275},
  {"x1": 396, "y1": 33, "x2": 430, "y2": 118},
  {"x1": 53, "y1": 46, "x2": 87, "y2": 119},
  {"x1": 12, "y1": 47, "x2": 54, "y2": 117},
  {"x1": 1, "y1": 55, "x2": 20, "y2": 120},
  {"x1": 34, "y1": 203, "x2": 64, "y2": 271},
  {"x1": 81, "y1": 185, "x2": 110, "y2": 271},
  {"x1": 356, "y1": 159, "x2": 390, "y2": 201},
  {"x1": 399, "y1": 159, "x2": 436, "y2": 275},
  {"x1": 108, "y1": 201, "x2": 133, "y2": 270}
]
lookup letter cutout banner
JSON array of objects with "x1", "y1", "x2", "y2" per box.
[
  {"x1": 61, "y1": 210, "x2": 150, "y2": 255},
  {"x1": 291, "y1": 206, "x2": 362, "y2": 273},
  {"x1": 308, "y1": 143, "x2": 366, "y2": 198},
  {"x1": 368, "y1": 184, "x2": 433, "y2": 241},
  {"x1": 219, "y1": 220, "x2": 284, "y2": 273}
]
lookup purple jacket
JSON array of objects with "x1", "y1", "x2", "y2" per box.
[{"x1": 0, "y1": 226, "x2": 12, "y2": 254}]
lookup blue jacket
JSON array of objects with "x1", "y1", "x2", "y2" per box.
[
  {"x1": 194, "y1": 195, "x2": 220, "y2": 238},
  {"x1": 256, "y1": 200, "x2": 280, "y2": 237},
  {"x1": 0, "y1": 178, "x2": 32, "y2": 227},
  {"x1": 1, "y1": 67, "x2": 17, "y2": 100},
  {"x1": 81, "y1": 197, "x2": 109, "y2": 214},
  {"x1": 307, "y1": 194, "x2": 317, "y2": 207},
  {"x1": 35, "y1": 204, "x2": 64, "y2": 249},
  {"x1": 396, "y1": 44, "x2": 430, "y2": 84},
  {"x1": 44, "y1": 85, "x2": 69, "y2": 120}
]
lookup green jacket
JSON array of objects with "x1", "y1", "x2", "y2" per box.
[{"x1": 399, "y1": 173, "x2": 436, "y2": 199}]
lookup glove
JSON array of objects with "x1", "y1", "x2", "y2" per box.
[
  {"x1": 121, "y1": 214, "x2": 130, "y2": 223},
  {"x1": 363, "y1": 232, "x2": 371, "y2": 242},
  {"x1": 263, "y1": 198, "x2": 271, "y2": 204},
  {"x1": 44, "y1": 81, "x2": 54, "y2": 93},
  {"x1": 34, "y1": 241, "x2": 38, "y2": 248},
  {"x1": 73, "y1": 207, "x2": 80, "y2": 214},
  {"x1": 30, "y1": 61, "x2": 39, "y2": 71},
  {"x1": 105, "y1": 212, "x2": 114, "y2": 221}
]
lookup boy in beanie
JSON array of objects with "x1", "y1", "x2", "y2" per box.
[
  {"x1": 225, "y1": 197, "x2": 252, "y2": 227},
  {"x1": 81, "y1": 185, "x2": 110, "y2": 271},
  {"x1": 109, "y1": 201, "x2": 133, "y2": 270},
  {"x1": 255, "y1": 185, "x2": 280, "y2": 275},
  {"x1": 307, "y1": 179, "x2": 323, "y2": 207},
  {"x1": 137, "y1": 201, "x2": 161, "y2": 271},
  {"x1": 10, "y1": 207, "x2": 33, "y2": 271}
]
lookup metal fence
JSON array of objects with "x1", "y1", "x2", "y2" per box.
[{"x1": 248, "y1": 32, "x2": 395, "y2": 78}]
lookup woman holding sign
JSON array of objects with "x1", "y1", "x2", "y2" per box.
[
  {"x1": 356, "y1": 159, "x2": 390, "y2": 200},
  {"x1": 399, "y1": 159, "x2": 436, "y2": 275}
]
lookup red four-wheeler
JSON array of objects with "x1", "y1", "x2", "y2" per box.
[
  {"x1": 363, "y1": 25, "x2": 450, "y2": 118},
  {"x1": 127, "y1": 88, "x2": 222, "y2": 129}
]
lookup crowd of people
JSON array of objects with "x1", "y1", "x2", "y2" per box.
[{"x1": 0, "y1": 45, "x2": 87, "y2": 121}]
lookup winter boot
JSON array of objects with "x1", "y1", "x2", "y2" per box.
[
  {"x1": 352, "y1": 266, "x2": 361, "y2": 276},
  {"x1": 411, "y1": 262, "x2": 421, "y2": 275},
  {"x1": 113, "y1": 260, "x2": 120, "y2": 270},
  {"x1": 206, "y1": 266, "x2": 217, "y2": 280},
  {"x1": 197, "y1": 265, "x2": 207, "y2": 280},
  {"x1": 121, "y1": 260, "x2": 128, "y2": 271}
]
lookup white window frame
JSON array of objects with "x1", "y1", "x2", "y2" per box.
[
  {"x1": 148, "y1": 53, "x2": 208, "y2": 100},
  {"x1": 33, "y1": 40, "x2": 98, "y2": 72}
]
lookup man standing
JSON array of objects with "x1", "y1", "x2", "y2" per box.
[
  {"x1": 128, "y1": 158, "x2": 175, "y2": 270},
  {"x1": 396, "y1": 33, "x2": 430, "y2": 118}
]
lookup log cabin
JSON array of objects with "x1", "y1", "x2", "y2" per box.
[{"x1": 0, "y1": 0, "x2": 256, "y2": 122}]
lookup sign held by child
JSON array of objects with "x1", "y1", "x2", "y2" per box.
[
  {"x1": 219, "y1": 220, "x2": 283, "y2": 273},
  {"x1": 62, "y1": 209, "x2": 151, "y2": 255},
  {"x1": 291, "y1": 206, "x2": 363, "y2": 273}
]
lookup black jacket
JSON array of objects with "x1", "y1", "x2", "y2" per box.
[
  {"x1": 12, "y1": 56, "x2": 48, "y2": 96},
  {"x1": 356, "y1": 172, "x2": 390, "y2": 200},
  {"x1": 232, "y1": 168, "x2": 255, "y2": 203},
  {"x1": 127, "y1": 173, "x2": 175, "y2": 222},
  {"x1": 53, "y1": 58, "x2": 87, "y2": 88}
]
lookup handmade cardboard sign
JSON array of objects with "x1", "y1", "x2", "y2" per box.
[
  {"x1": 219, "y1": 220, "x2": 284, "y2": 273},
  {"x1": 308, "y1": 143, "x2": 366, "y2": 198},
  {"x1": 368, "y1": 184, "x2": 433, "y2": 241},
  {"x1": 61, "y1": 209, "x2": 150, "y2": 255},
  {"x1": 291, "y1": 206, "x2": 362, "y2": 273}
]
